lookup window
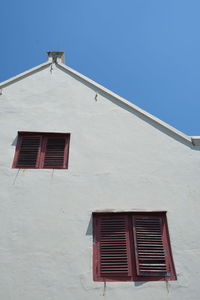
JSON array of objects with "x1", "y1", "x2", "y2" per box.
[
  {"x1": 93, "y1": 212, "x2": 176, "y2": 282},
  {"x1": 12, "y1": 132, "x2": 70, "y2": 169}
]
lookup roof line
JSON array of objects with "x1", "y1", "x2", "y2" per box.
[
  {"x1": 0, "y1": 58, "x2": 199, "y2": 146},
  {"x1": 0, "y1": 61, "x2": 51, "y2": 88},
  {"x1": 57, "y1": 62, "x2": 200, "y2": 146}
]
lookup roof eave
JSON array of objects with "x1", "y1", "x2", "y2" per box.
[
  {"x1": 57, "y1": 62, "x2": 193, "y2": 146},
  {"x1": 0, "y1": 58, "x2": 198, "y2": 147},
  {"x1": 0, "y1": 61, "x2": 51, "y2": 89}
]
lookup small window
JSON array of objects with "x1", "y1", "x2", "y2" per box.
[
  {"x1": 93, "y1": 212, "x2": 176, "y2": 282},
  {"x1": 12, "y1": 132, "x2": 70, "y2": 169}
]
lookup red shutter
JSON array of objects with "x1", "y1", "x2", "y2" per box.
[
  {"x1": 94, "y1": 215, "x2": 132, "y2": 280},
  {"x1": 42, "y1": 136, "x2": 68, "y2": 168},
  {"x1": 133, "y1": 215, "x2": 170, "y2": 277},
  {"x1": 15, "y1": 136, "x2": 41, "y2": 168}
]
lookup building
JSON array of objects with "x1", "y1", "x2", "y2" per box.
[{"x1": 0, "y1": 51, "x2": 200, "y2": 300}]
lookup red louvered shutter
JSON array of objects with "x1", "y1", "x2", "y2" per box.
[
  {"x1": 94, "y1": 215, "x2": 132, "y2": 280},
  {"x1": 15, "y1": 136, "x2": 41, "y2": 168},
  {"x1": 42, "y1": 136, "x2": 68, "y2": 168},
  {"x1": 133, "y1": 215, "x2": 170, "y2": 277}
]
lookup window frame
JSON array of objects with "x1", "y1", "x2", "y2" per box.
[
  {"x1": 12, "y1": 131, "x2": 70, "y2": 169},
  {"x1": 93, "y1": 211, "x2": 176, "y2": 282}
]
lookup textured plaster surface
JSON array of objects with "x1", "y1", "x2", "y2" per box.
[{"x1": 0, "y1": 64, "x2": 200, "y2": 299}]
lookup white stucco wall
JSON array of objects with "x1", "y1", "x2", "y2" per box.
[{"x1": 0, "y1": 63, "x2": 200, "y2": 300}]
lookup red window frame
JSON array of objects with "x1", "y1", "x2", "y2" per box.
[
  {"x1": 93, "y1": 212, "x2": 176, "y2": 282},
  {"x1": 12, "y1": 131, "x2": 70, "y2": 169}
]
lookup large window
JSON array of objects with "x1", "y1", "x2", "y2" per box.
[
  {"x1": 12, "y1": 132, "x2": 70, "y2": 169},
  {"x1": 93, "y1": 212, "x2": 176, "y2": 281}
]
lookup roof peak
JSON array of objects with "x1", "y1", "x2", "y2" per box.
[
  {"x1": 47, "y1": 51, "x2": 65, "y2": 63},
  {"x1": 0, "y1": 52, "x2": 199, "y2": 147}
]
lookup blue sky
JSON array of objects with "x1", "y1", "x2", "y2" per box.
[{"x1": 1, "y1": 0, "x2": 200, "y2": 135}]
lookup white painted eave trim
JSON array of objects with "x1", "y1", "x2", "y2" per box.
[
  {"x1": 57, "y1": 62, "x2": 193, "y2": 145},
  {"x1": 0, "y1": 61, "x2": 51, "y2": 88},
  {"x1": 0, "y1": 59, "x2": 198, "y2": 147}
]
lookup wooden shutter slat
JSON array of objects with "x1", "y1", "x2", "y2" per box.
[
  {"x1": 16, "y1": 136, "x2": 41, "y2": 168},
  {"x1": 43, "y1": 137, "x2": 66, "y2": 168},
  {"x1": 97, "y1": 215, "x2": 132, "y2": 278},
  {"x1": 133, "y1": 215, "x2": 170, "y2": 277},
  {"x1": 13, "y1": 133, "x2": 70, "y2": 169}
]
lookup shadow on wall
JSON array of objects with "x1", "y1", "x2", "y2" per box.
[
  {"x1": 86, "y1": 215, "x2": 93, "y2": 235},
  {"x1": 134, "y1": 281, "x2": 147, "y2": 286},
  {"x1": 11, "y1": 136, "x2": 18, "y2": 146}
]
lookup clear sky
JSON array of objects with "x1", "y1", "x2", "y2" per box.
[{"x1": 1, "y1": 0, "x2": 200, "y2": 135}]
